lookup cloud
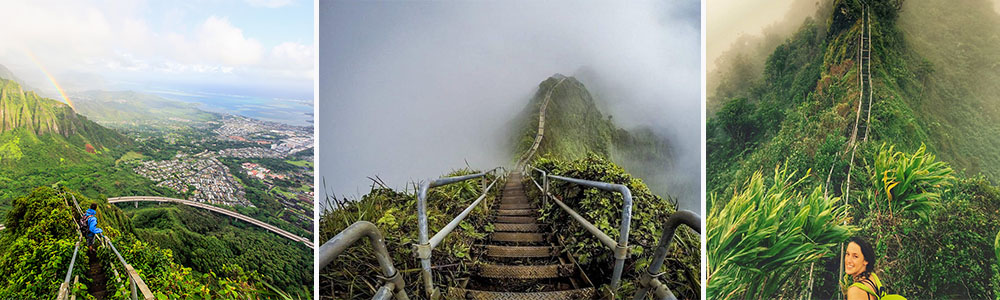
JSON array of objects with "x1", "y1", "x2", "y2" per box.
[
  {"x1": 0, "y1": 0, "x2": 311, "y2": 97},
  {"x1": 320, "y1": 1, "x2": 701, "y2": 209},
  {"x1": 245, "y1": 0, "x2": 293, "y2": 8},
  {"x1": 195, "y1": 16, "x2": 264, "y2": 65}
]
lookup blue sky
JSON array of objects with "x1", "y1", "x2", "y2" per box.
[{"x1": 0, "y1": 0, "x2": 313, "y2": 100}]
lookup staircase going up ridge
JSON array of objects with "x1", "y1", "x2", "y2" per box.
[{"x1": 447, "y1": 172, "x2": 595, "y2": 299}]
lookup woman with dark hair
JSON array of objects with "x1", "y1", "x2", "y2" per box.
[{"x1": 845, "y1": 237, "x2": 884, "y2": 300}]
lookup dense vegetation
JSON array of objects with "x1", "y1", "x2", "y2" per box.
[
  {"x1": 0, "y1": 187, "x2": 288, "y2": 299},
  {"x1": 529, "y1": 154, "x2": 700, "y2": 299},
  {"x1": 516, "y1": 75, "x2": 698, "y2": 298},
  {"x1": 707, "y1": 0, "x2": 1000, "y2": 298},
  {"x1": 127, "y1": 204, "x2": 312, "y2": 297},
  {"x1": 508, "y1": 75, "x2": 676, "y2": 202},
  {"x1": 319, "y1": 169, "x2": 500, "y2": 299}
]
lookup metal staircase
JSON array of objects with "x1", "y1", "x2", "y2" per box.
[{"x1": 448, "y1": 172, "x2": 595, "y2": 299}]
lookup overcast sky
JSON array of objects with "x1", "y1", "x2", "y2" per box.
[
  {"x1": 0, "y1": 0, "x2": 313, "y2": 100},
  {"x1": 707, "y1": 0, "x2": 810, "y2": 73},
  {"x1": 320, "y1": 1, "x2": 701, "y2": 209}
]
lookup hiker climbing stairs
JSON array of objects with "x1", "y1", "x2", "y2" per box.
[{"x1": 448, "y1": 172, "x2": 595, "y2": 299}]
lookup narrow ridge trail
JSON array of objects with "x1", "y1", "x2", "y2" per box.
[{"x1": 86, "y1": 248, "x2": 108, "y2": 300}]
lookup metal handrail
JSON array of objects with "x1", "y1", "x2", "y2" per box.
[
  {"x1": 68, "y1": 192, "x2": 154, "y2": 300},
  {"x1": 56, "y1": 235, "x2": 82, "y2": 300},
  {"x1": 318, "y1": 221, "x2": 408, "y2": 300},
  {"x1": 415, "y1": 167, "x2": 503, "y2": 299},
  {"x1": 525, "y1": 165, "x2": 634, "y2": 293},
  {"x1": 57, "y1": 191, "x2": 84, "y2": 300},
  {"x1": 103, "y1": 234, "x2": 154, "y2": 300},
  {"x1": 632, "y1": 210, "x2": 701, "y2": 300}
]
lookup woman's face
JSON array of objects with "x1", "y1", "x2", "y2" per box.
[{"x1": 844, "y1": 242, "x2": 868, "y2": 276}]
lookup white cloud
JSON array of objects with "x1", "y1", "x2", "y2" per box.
[
  {"x1": 0, "y1": 0, "x2": 311, "y2": 94},
  {"x1": 245, "y1": 0, "x2": 293, "y2": 8},
  {"x1": 195, "y1": 16, "x2": 264, "y2": 65}
]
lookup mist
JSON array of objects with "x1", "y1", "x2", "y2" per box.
[{"x1": 319, "y1": 1, "x2": 700, "y2": 210}]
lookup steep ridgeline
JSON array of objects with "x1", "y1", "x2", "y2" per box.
[
  {"x1": 0, "y1": 78, "x2": 129, "y2": 163},
  {"x1": 707, "y1": 0, "x2": 1000, "y2": 298},
  {"x1": 508, "y1": 74, "x2": 675, "y2": 197},
  {"x1": 709, "y1": 0, "x2": 1000, "y2": 196}
]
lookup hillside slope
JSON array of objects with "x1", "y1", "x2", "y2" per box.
[
  {"x1": 707, "y1": 0, "x2": 1000, "y2": 298},
  {"x1": 508, "y1": 75, "x2": 675, "y2": 199}
]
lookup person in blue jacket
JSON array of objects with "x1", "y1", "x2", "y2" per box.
[{"x1": 83, "y1": 203, "x2": 103, "y2": 250}]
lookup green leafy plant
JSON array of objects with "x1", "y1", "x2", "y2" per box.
[
  {"x1": 531, "y1": 154, "x2": 700, "y2": 299},
  {"x1": 708, "y1": 164, "x2": 855, "y2": 299},
  {"x1": 319, "y1": 168, "x2": 500, "y2": 299},
  {"x1": 862, "y1": 143, "x2": 954, "y2": 220}
]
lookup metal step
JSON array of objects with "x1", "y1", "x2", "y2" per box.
[
  {"x1": 492, "y1": 232, "x2": 545, "y2": 243},
  {"x1": 496, "y1": 216, "x2": 537, "y2": 223},
  {"x1": 499, "y1": 204, "x2": 533, "y2": 210},
  {"x1": 495, "y1": 223, "x2": 541, "y2": 232},
  {"x1": 483, "y1": 245, "x2": 559, "y2": 258},
  {"x1": 447, "y1": 287, "x2": 595, "y2": 300},
  {"x1": 476, "y1": 263, "x2": 575, "y2": 279},
  {"x1": 497, "y1": 209, "x2": 534, "y2": 216}
]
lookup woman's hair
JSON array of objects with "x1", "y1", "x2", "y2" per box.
[
  {"x1": 848, "y1": 236, "x2": 876, "y2": 278},
  {"x1": 90, "y1": 203, "x2": 98, "y2": 210}
]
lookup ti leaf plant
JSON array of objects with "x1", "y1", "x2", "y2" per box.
[
  {"x1": 708, "y1": 164, "x2": 856, "y2": 299},
  {"x1": 862, "y1": 143, "x2": 955, "y2": 221}
]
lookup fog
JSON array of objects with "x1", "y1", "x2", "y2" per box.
[
  {"x1": 319, "y1": 1, "x2": 701, "y2": 210},
  {"x1": 707, "y1": 0, "x2": 823, "y2": 73}
]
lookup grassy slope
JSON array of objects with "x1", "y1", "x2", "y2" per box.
[
  {"x1": 707, "y1": 0, "x2": 1000, "y2": 297},
  {"x1": 510, "y1": 75, "x2": 697, "y2": 298},
  {"x1": 509, "y1": 75, "x2": 675, "y2": 198}
]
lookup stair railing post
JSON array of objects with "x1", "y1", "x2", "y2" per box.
[
  {"x1": 633, "y1": 210, "x2": 701, "y2": 300},
  {"x1": 131, "y1": 276, "x2": 138, "y2": 300},
  {"x1": 415, "y1": 181, "x2": 437, "y2": 299}
]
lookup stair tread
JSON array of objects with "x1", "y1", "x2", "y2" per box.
[
  {"x1": 447, "y1": 287, "x2": 595, "y2": 300},
  {"x1": 483, "y1": 245, "x2": 559, "y2": 258},
  {"x1": 495, "y1": 223, "x2": 542, "y2": 232},
  {"x1": 492, "y1": 232, "x2": 546, "y2": 243},
  {"x1": 476, "y1": 263, "x2": 575, "y2": 279},
  {"x1": 496, "y1": 216, "x2": 538, "y2": 223}
]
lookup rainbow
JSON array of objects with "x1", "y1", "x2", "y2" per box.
[{"x1": 23, "y1": 50, "x2": 75, "y2": 111}]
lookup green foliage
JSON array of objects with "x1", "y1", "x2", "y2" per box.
[
  {"x1": 0, "y1": 187, "x2": 79, "y2": 298},
  {"x1": 867, "y1": 177, "x2": 1000, "y2": 299},
  {"x1": 707, "y1": 165, "x2": 855, "y2": 299},
  {"x1": 126, "y1": 205, "x2": 312, "y2": 296},
  {"x1": 1, "y1": 186, "x2": 291, "y2": 299},
  {"x1": 531, "y1": 154, "x2": 700, "y2": 299},
  {"x1": 319, "y1": 169, "x2": 500, "y2": 299},
  {"x1": 508, "y1": 75, "x2": 675, "y2": 198},
  {"x1": 995, "y1": 229, "x2": 1000, "y2": 300},
  {"x1": 860, "y1": 143, "x2": 954, "y2": 220}
]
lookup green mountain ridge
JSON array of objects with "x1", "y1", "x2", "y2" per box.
[
  {"x1": 508, "y1": 74, "x2": 675, "y2": 199},
  {"x1": 1, "y1": 78, "x2": 129, "y2": 154},
  {"x1": 707, "y1": 0, "x2": 1000, "y2": 298}
]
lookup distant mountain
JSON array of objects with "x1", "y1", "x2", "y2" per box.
[
  {"x1": 0, "y1": 64, "x2": 18, "y2": 82},
  {"x1": 72, "y1": 90, "x2": 218, "y2": 130},
  {"x1": 508, "y1": 75, "x2": 674, "y2": 196}
]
